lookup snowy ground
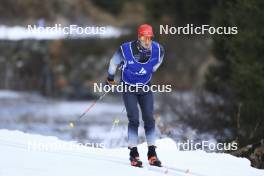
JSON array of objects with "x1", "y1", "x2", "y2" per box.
[{"x1": 0, "y1": 129, "x2": 263, "y2": 176}]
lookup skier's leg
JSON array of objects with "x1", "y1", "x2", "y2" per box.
[
  {"x1": 122, "y1": 91, "x2": 139, "y2": 147},
  {"x1": 138, "y1": 91, "x2": 156, "y2": 146},
  {"x1": 123, "y1": 91, "x2": 143, "y2": 167},
  {"x1": 138, "y1": 90, "x2": 162, "y2": 167}
]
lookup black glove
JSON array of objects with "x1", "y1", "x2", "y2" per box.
[{"x1": 106, "y1": 75, "x2": 116, "y2": 85}]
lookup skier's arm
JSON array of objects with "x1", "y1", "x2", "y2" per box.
[
  {"x1": 153, "y1": 45, "x2": 164, "y2": 72},
  {"x1": 107, "y1": 48, "x2": 123, "y2": 82}
]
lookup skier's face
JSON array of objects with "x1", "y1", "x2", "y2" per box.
[{"x1": 138, "y1": 36, "x2": 152, "y2": 50}]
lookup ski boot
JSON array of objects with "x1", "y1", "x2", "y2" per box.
[
  {"x1": 129, "y1": 147, "x2": 143, "y2": 167},
  {"x1": 147, "y1": 145, "x2": 162, "y2": 167}
]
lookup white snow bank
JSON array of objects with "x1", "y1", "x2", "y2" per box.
[
  {"x1": 0, "y1": 129, "x2": 263, "y2": 176},
  {"x1": 0, "y1": 90, "x2": 22, "y2": 99},
  {"x1": 0, "y1": 25, "x2": 127, "y2": 40}
]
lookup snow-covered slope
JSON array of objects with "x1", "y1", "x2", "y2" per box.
[{"x1": 0, "y1": 130, "x2": 263, "y2": 176}]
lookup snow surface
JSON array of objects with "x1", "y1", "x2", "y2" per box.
[
  {"x1": 0, "y1": 129, "x2": 263, "y2": 176},
  {"x1": 0, "y1": 90, "x2": 22, "y2": 99}
]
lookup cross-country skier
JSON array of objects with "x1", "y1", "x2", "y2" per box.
[{"x1": 106, "y1": 24, "x2": 164, "y2": 167}]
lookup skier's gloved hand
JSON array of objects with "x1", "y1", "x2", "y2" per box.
[
  {"x1": 106, "y1": 79, "x2": 116, "y2": 85},
  {"x1": 106, "y1": 74, "x2": 116, "y2": 85}
]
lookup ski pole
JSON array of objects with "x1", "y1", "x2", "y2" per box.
[
  {"x1": 104, "y1": 106, "x2": 126, "y2": 147},
  {"x1": 69, "y1": 91, "x2": 109, "y2": 128}
]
